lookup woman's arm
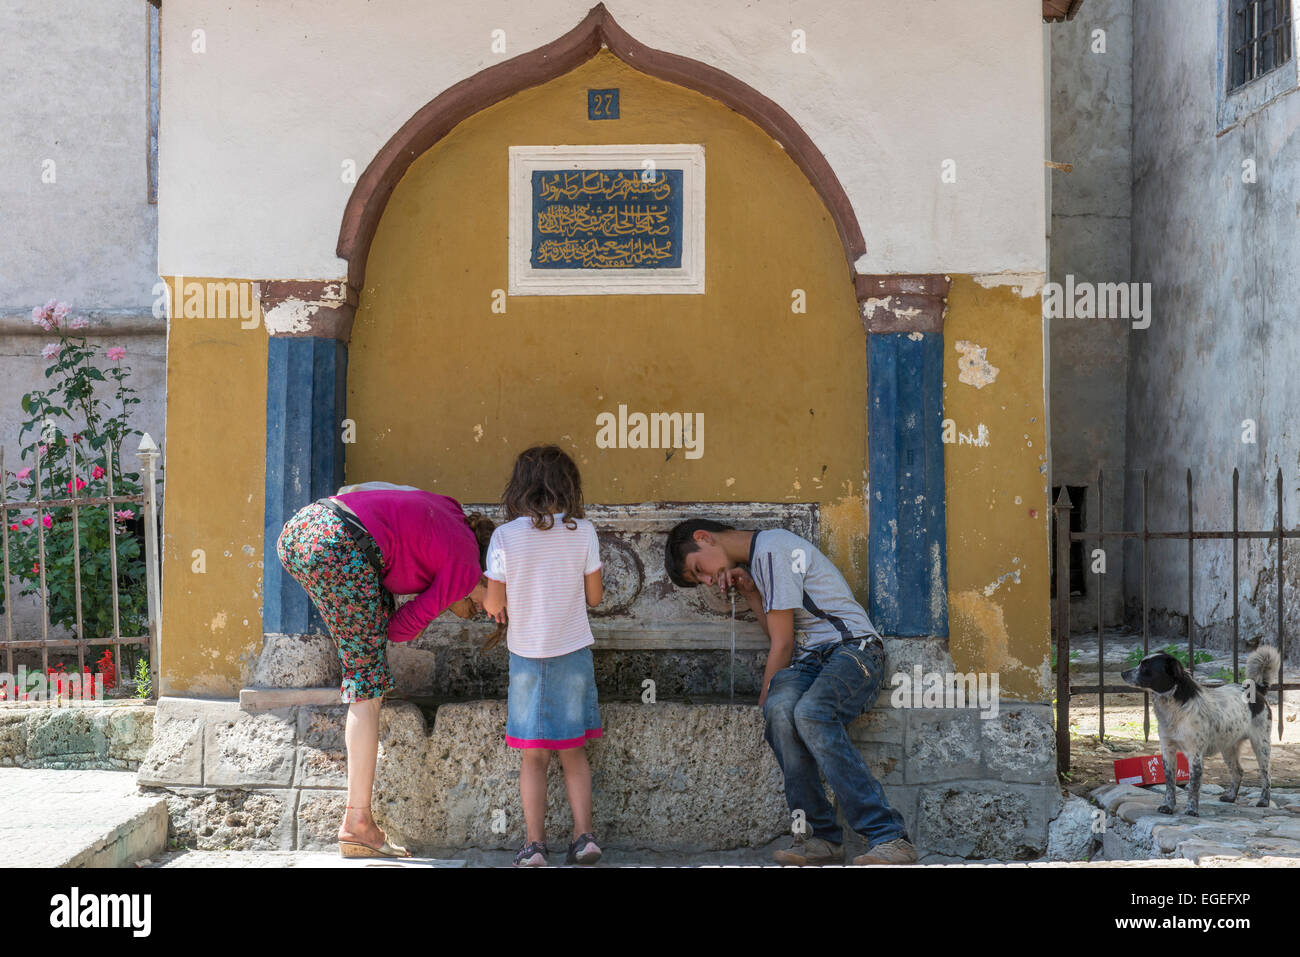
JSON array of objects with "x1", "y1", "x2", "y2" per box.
[{"x1": 387, "y1": 562, "x2": 480, "y2": 642}]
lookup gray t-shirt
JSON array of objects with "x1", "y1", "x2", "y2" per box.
[{"x1": 745, "y1": 528, "x2": 879, "y2": 657}]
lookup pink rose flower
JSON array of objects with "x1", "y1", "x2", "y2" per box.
[
  {"x1": 64, "y1": 478, "x2": 86, "y2": 494},
  {"x1": 7, "y1": 524, "x2": 17, "y2": 532},
  {"x1": 105, "y1": 346, "x2": 126, "y2": 361},
  {"x1": 91, "y1": 466, "x2": 105, "y2": 479},
  {"x1": 41, "y1": 343, "x2": 59, "y2": 361},
  {"x1": 15, "y1": 467, "x2": 31, "y2": 480},
  {"x1": 114, "y1": 509, "x2": 135, "y2": 522},
  {"x1": 20, "y1": 518, "x2": 34, "y2": 527},
  {"x1": 30, "y1": 306, "x2": 43, "y2": 323},
  {"x1": 68, "y1": 316, "x2": 89, "y2": 330},
  {"x1": 42, "y1": 514, "x2": 52, "y2": 529},
  {"x1": 53, "y1": 302, "x2": 71, "y2": 320}
]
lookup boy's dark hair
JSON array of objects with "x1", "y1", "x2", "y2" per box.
[
  {"x1": 664, "y1": 519, "x2": 735, "y2": 588},
  {"x1": 502, "y1": 445, "x2": 585, "y2": 530}
]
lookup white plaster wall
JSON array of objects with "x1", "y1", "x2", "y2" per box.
[
  {"x1": 1127, "y1": 0, "x2": 1300, "y2": 658},
  {"x1": 0, "y1": 0, "x2": 160, "y2": 308},
  {"x1": 0, "y1": 0, "x2": 167, "y2": 638},
  {"x1": 156, "y1": 0, "x2": 1047, "y2": 279}
]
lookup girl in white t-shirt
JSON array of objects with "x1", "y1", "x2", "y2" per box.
[{"x1": 483, "y1": 445, "x2": 604, "y2": 867}]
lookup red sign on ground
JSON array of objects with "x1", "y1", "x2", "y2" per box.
[{"x1": 1113, "y1": 752, "x2": 1191, "y2": 785}]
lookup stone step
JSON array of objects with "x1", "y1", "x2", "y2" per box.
[{"x1": 0, "y1": 767, "x2": 168, "y2": 867}]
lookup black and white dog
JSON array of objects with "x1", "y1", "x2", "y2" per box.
[{"x1": 1121, "y1": 646, "x2": 1281, "y2": 816}]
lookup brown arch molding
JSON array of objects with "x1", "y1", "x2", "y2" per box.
[{"x1": 336, "y1": 2, "x2": 866, "y2": 294}]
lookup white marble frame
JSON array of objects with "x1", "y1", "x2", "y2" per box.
[{"x1": 507, "y1": 144, "x2": 705, "y2": 296}]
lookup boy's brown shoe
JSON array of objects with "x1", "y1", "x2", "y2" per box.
[
  {"x1": 772, "y1": 835, "x2": 843, "y2": 866},
  {"x1": 851, "y1": 837, "x2": 918, "y2": 865}
]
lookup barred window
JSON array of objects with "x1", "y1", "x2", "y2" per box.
[{"x1": 1229, "y1": 0, "x2": 1293, "y2": 91}]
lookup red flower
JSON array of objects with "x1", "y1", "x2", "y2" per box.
[
  {"x1": 96, "y1": 648, "x2": 116, "y2": 691},
  {"x1": 31, "y1": 562, "x2": 39, "y2": 574}
]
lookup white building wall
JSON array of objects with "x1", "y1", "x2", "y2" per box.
[
  {"x1": 0, "y1": 0, "x2": 166, "y2": 640},
  {"x1": 1128, "y1": 0, "x2": 1300, "y2": 658},
  {"x1": 156, "y1": 0, "x2": 1048, "y2": 280}
]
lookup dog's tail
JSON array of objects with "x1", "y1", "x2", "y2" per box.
[{"x1": 1245, "y1": 645, "x2": 1281, "y2": 694}]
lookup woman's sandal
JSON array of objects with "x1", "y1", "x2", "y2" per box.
[
  {"x1": 338, "y1": 831, "x2": 411, "y2": 859},
  {"x1": 338, "y1": 805, "x2": 411, "y2": 858}
]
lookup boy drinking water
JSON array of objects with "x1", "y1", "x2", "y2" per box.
[{"x1": 665, "y1": 519, "x2": 915, "y2": 865}]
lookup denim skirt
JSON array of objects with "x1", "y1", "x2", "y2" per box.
[{"x1": 505, "y1": 645, "x2": 602, "y2": 750}]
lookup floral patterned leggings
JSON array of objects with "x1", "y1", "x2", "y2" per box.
[{"x1": 276, "y1": 502, "x2": 395, "y2": 703}]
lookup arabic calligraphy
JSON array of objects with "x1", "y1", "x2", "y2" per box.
[{"x1": 531, "y1": 168, "x2": 683, "y2": 270}]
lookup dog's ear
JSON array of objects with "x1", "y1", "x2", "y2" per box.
[{"x1": 1162, "y1": 654, "x2": 1184, "y2": 678}]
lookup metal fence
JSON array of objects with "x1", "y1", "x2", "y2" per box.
[
  {"x1": 1053, "y1": 467, "x2": 1299, "y2": 774},
  {"x1": 0, "y1": 434, "x2": 161, "y2": 699}
]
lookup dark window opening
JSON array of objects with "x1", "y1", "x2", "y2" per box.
[
  {"x1": 1230, "y1": 0, "x2": 1293, "y2": 91},
  {"x1": 1051, "y1": 485, "x2": 1087, "y2": 598}
]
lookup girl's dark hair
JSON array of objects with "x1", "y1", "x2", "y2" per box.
[{"x1": 501, "y1": 445, "x2": 585, "y2": 531}]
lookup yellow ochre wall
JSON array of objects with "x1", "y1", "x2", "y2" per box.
[
  {"x1": 349, "y1": 53, "x2": 871, "y2": 582},
  {"x1": 159, "y1": 277, "x2": 267, "y2": 696},
  {"x1": 943, "y1": 278, "x2": 1051, "y2": 700},
  {"x1": 159, "y1": 53, "x2": 1050, "y2": 700}
]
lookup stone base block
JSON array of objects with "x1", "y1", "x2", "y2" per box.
[
  {"x1": 0, "y1": 701, "x2": 154, "y2": 771},
  {"x1": 137, "y1": 693, "x2": 1061, "y2": 857}
]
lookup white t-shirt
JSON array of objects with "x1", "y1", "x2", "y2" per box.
[{"x1": 484, "y1": 514, "x2": 602, "y2": 658}]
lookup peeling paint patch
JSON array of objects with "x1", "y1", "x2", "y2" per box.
[
  {"x1": 971, "y1": 271, "x2": 1045, "y2": 298},
  {"x1": 955, "y1": 340, "x2": 999, "y2": 389},
  {"x1": 948, "y1": 590, "x2": 1041, "y2": 691},
  {"x1": 982, "y1": 569, "x2": 1022, "y2": 597},
  {"x1": 473, "y1": 424, "x2": 484, "y2": 443},
  {"x1": 957, "y1": 423, "x2": 991, "y2": 447},
  {"x1": 907, "y1": 331, "x2": 924, "y2": 341},
  {"x1": 860, "y1": 296, "x2": 892, "y2": 321},
  {"x1": 210, "y1": 611, "x2": 228, "y2": 632},
  {"x1": 261, "y1": 300, "x2": 320, "y2": 334}
]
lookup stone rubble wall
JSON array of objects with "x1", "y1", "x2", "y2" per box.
[
  {"x1": 0, "y1": 701, "x2": 154, "y2": 770},
  {"x1": 136, "y1": 695, "x2": 1061, "y2": 858}
]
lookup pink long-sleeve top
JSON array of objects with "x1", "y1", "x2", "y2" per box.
[{"x1": 332, "y1": 489, "x2": 482, "y2": 643}]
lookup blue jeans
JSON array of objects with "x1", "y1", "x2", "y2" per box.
[{"x1": 762, "y1": 639, "x2": 908, "y2": 846}]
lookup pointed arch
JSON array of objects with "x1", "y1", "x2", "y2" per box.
[{"x1": 335, "y1": 2, "x2": 864, "y2": 292}]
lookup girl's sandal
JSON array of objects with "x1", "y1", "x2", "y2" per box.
[
  {"x1": 512, "y1": 841, "x2": 549, "y2": 867},
  {"x1": 565, "y1": 833, "x2": 602, "y2": 865}
]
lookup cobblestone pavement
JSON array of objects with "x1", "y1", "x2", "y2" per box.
[
  {"x1": 0, "y1": 767, "x2": 166, "y2": 867},
  {"x1": 1094, "y1": 782, "x2": 1300, "y2": 863}
]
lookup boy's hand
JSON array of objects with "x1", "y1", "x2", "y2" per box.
[{"x1": 716, "y1": 566, "x2": 757, "y2": 597}]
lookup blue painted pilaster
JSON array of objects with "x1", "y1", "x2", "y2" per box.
[
  {"x1": 263, "y1": 336, "x2": 347, "y2": 634},
  {"x1": 867, "y1": 331, "x2": 948, "y2": 636}
]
